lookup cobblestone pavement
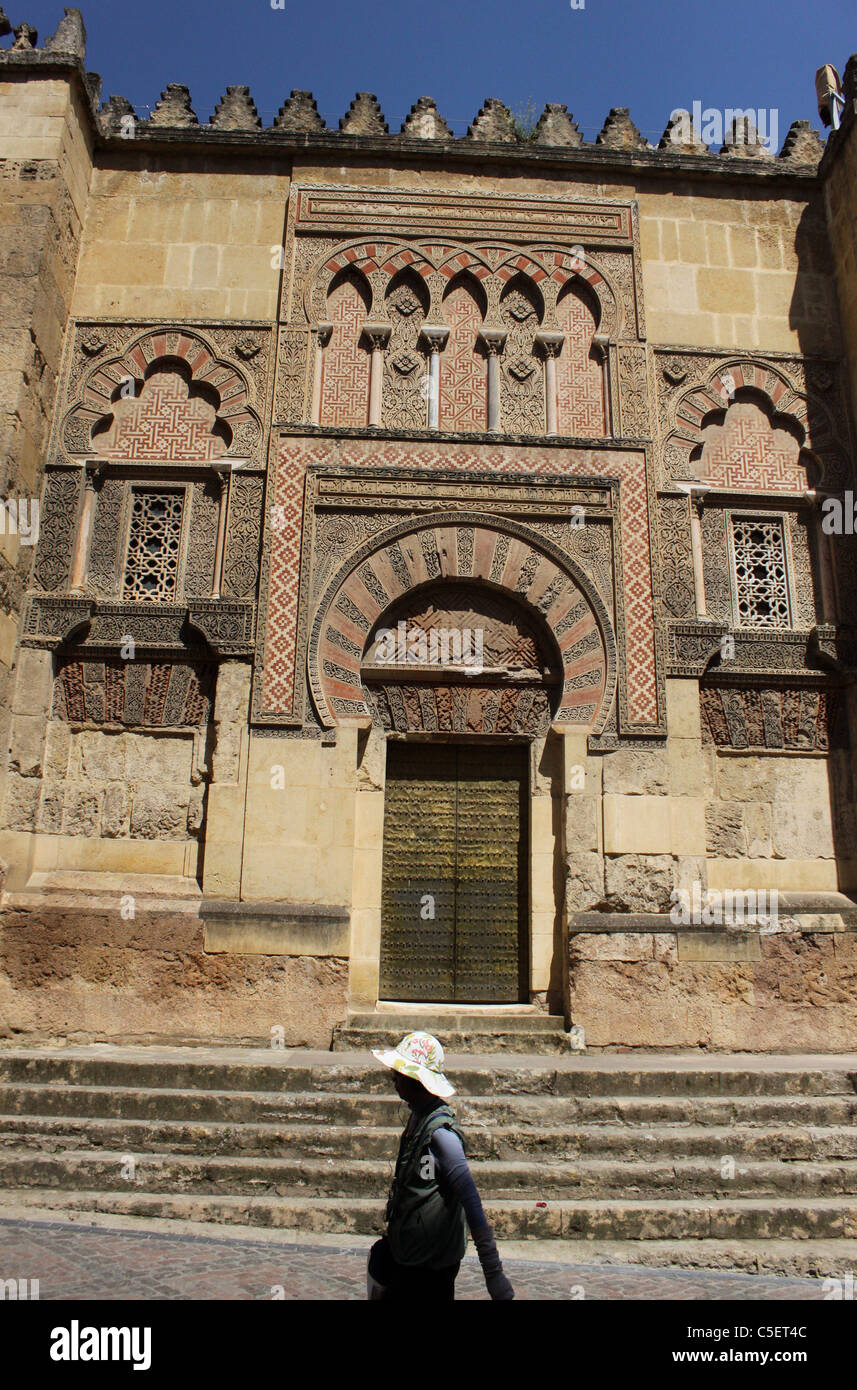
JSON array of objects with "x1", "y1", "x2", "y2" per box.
[{"x1": 0, "y1": 1218, "x2": 830, "y2": 1300}]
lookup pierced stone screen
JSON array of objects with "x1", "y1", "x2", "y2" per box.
[
  {"x1": 730, "y1": 516, "x2": 790, "y2": 629},
  {"x1": 123, "y1": 489, "x2": 184, "y2": 601}
]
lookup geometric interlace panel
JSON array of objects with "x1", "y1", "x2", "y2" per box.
[
  {"x1": 96, "y1": 371, "x2": 227, "y2": 461},
  {"x1": 730, "y1": 516, "x2": 791, "y2": 629},
  {"x1": 122, "y1": 489, "x2": 184, "y2": 601}
]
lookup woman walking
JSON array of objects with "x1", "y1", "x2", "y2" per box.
[{"x1": 367, "y1": 1031, "x2": 515, "y2": 1301}]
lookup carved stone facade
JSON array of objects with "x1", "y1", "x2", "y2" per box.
[{"x1": 2, "y1": 29, "x2": 857, "y2": 1051}]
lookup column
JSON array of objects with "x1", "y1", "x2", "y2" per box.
[
  {"x1": 69, "y1": 464, "x2": 103, "y2": 592},
  {"x1": 309, "y1": 322, "x2": 332, "y2": 426},
  {"x1": 418, "y1": 325, "x2": 449, "y2": 429},
  {"x1": 479, "y1": 328, "x2": 507, "y2": 432},
  {"x1": 210, "y1": 465, "x2": 231, "y2": 600},
  {"x1": 809, "y1": 490, "x2": 837, "y2": 623},
  {"x1": 363, "y1": 323, "x2": 392, "y2": 428},
  {"x1": 687, "y1": 485, "x2": 708, "y2": 618},
  {"x1": 535, "y1": 331, "x2": 564, "y2": 436},
  {"x1": 592, "y1": 334, "x2": 612, "y2": 438}
]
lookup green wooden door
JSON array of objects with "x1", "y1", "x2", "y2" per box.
[{"x1": 379, "y1": 743, "x2": 528, "y2": 1002}]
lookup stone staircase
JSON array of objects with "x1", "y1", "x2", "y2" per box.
[
  {"x1": 332, "y1": 1008, "x2": 576, "y2": 1054},
  {"x1": 0, "y1": 1046, "x2": 856, "y2": 1277}
]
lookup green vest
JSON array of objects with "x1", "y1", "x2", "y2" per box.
[{"x1": 385, "y1": 1101, "x2": 468, "y2": 1269}]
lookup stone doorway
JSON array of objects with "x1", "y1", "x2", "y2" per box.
[{"x1": 379, "y1": 741, "x2": 529, "y2": 1003}]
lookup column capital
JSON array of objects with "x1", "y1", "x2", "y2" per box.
[
  {"x1": 362, "y1": 321, "x2": 392, "y2": 351},
  {"x1": 316, "y1": 320, "x2": 333, "y2": 347},
  {"x1": 478, "y1": 327, "x2": 507, "y2": 356},
  {"x1": 535, "y1": 330, "x2": 565, "y2": 358},
  {"x1": 419, "y1": 324, "x2": 449, "y2": 353}
]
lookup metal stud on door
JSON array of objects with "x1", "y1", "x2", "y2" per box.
[{"x1": 379, "y1": 743, "x2": 527, "y2": 1002}]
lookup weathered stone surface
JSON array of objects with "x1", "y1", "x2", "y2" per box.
[
  {"x1": 401, "y1": 97, "x2": 452, "y2": 141},
  {"x1": 565, "y1": 852, "x2": 604, "y2": 911},
  {"x1": 658, "y1": 111, "x2": 707, "y2": 154},
  {"x1": 44, "y1": 7, "x2": 86, "y2": 57},
  {"x1": 564, "y1": 796, "x2": 598, "y2": 852},
  {"x1": 0, "y1": 902, "x2": 348, "y2": 1047},
  {"x1": 715, "y1": 758, "x2": 778, "y2": 803},
  {"x1": 604, "y1": 854, "x2": 674, "y2": 912},
  {"x1": 596, "y1": 107, "x2": 649, "y2": 150},
  {"x1": 772, "y1": 803, "x2": 835, "y2": 859},
  {"x1": 102, "y1": 783, "x2": 129, "y2": 838},
  {"x1": 467, "y1": 98, "x2": 516, "y2": 143},
  {"x1": 4, "y1": 774, "x2": 39, "y2": 830},
  {"x1": 99, "y1": 95, "x2": 136, "y2": 137},
  {"x1": 149, "y1": 85, "x2": 198, "y2": 129},
  {"x1": 744, "y1": 802, "x2": 772, "y2": 857},
  {"x1": 209, "y1": 86, "x2": 261, "y2": 132},
  {"x1": 339, "y1": 93, "x2": 388, "y2": 136},
  {"x1": 721, "y1": 116, "x2": 771, "y2": 158},
  {"x1": 130, "y1": 789, "x2": 190, "y2": 839},
  {"x1": 602, "y1": 747, "x2": 669, "y2": 795},
  {"x1": 8, "y1": 715, "x2": 44, "y2": 777},
  {"x1": 706, "y1": 804, "x2": 745, "y2": 857},
  {"x1": 273, "y1": 90, "x2": 325, "y2": 132},
  {"x1": 570, "y1": 931, "x2": 654, "y2": 962},
  {"x1": 779, "y1": 120, "x2": 824, "y2": 165},
  {"x1": 63, "y1": 788, "x2": 102, "y2": 836},
  {"x1": 533, "y1": 104, "x2": 582, "y2": 148}
]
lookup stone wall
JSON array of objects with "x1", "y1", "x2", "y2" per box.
[
  {"x1": 569, "y1": 925, "x2": 857, "y2": 1051},
  {"x1": 0, "y1": 889, "x2": 347, "y2": 1046},
  {"x1": 0, "y1": 63, "x2": 93, "y2": 826}
]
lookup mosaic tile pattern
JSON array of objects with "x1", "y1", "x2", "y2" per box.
[
  {"x1": 555, "y1": 285, "x2": 606, "y2": 438},
  {"x1": 261, "y1": 438, "x2": 656, "y2": 725},
  {"x1": 96, "y1": 375, "x2": 227, "y2": 462}
]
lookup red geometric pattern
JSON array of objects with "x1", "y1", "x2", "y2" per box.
[
  {"x1": 315, "y1": 526, "x2": 609, "y2": 729},
  {"x1": 262, "y1": 438, "x2": 657, "y2": 725},
  {"x1": 97, "y1": 373, "x2": 227, "y2": 461},
  {"x1": 697, "y1": 399, "x2": 805, "y2": 492},
  {"x1": 555, "y1": 286, "x2": 606, "y2": 438},
  {"x1": 81, "y1": 330, "x2": 253, "y2": 448},
  {"x1": 440, "y1": 280, "x2": 486, "y2": 433},
  {"x1": 320, "y1": 269, "x2": 371, "y2": 427}
]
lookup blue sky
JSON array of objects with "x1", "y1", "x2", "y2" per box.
[{"x1": 6, "y1": 0, "x2": 856, "y2": 144}]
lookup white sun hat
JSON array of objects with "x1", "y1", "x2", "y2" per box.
[{"x1": 372, "y1": 1031, "x2": 455, "y2": 1098}]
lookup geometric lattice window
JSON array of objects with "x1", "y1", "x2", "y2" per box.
[
  {"x1": 729, "y1": 515, "x2": 791, "y2": 629},
  {"x1": 122, "y1": 489, "x2": 184, "y2": 601}
]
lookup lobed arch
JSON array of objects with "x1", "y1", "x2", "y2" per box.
[
  {"x1": 308, "y1": 514, "x2": 617, "y2": 734},
  {"x1": 665, "y1": 358, "x2": 845, "y2": 488},
  {"x1": 63, "y1": 328, "x2": 258, "y2": 459},
  {"x1": 305, "y1": 238, "x2": 621, "y2": 338}
]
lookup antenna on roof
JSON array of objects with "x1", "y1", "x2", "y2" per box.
[{"x1": 816, "y1": 65, "x2": 844, "y2": 130}]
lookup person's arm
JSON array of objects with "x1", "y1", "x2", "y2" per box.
[{"x1": 430, "y1": 1126, "x2": 514, "y2": 1300}]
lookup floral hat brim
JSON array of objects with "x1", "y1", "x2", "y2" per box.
[{"x1": 372, "y1": 1033, "x2": 455, "y2": 1098}]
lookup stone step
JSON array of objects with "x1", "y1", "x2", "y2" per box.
[
  {"x1": 2, "y1": 1051, "x2": 854, "y2": 1097},
  {"x1": 0, "y1": 1182, "x2": 853, "y2": 1242},
  {"x1": 2, "y1": 1082, "x2": 856, "y2": 1128},
  {"x1": 333, "y1": 1013, "x2": 574, "y2": 1054},
  {"x1": 3, "y1": 1148, "x2": 857, "y2": 1201},
  {"x1": 2, "y1": 1114, "x2": 856, "y2": 1163},
  {"x1": 3, "y1": 1191, "x2": 855, "y2": 1278}
]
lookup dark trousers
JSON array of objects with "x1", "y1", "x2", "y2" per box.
[{"x1": 368, "y1": 1236, "x2": 460, "y2": 1302}]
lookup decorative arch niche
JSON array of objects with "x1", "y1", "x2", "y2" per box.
[
  {"x1": 440, "y1": 273, "x2": 488, "y2": 432},
  {"x1": 309, "y1": 517, "x2": 616, "y2": 734},
  {"x1": 320, "y1": 266, "x2": 371, "y2": 427},
  {"x1": 92, "y1": 360, "x2": 231, "y2": 461},
  {"x1": 555, "y1": 280, "x2": 606, "y2": 438}
]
